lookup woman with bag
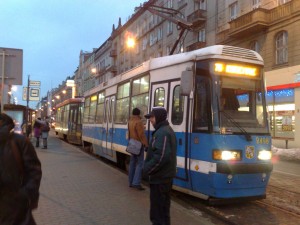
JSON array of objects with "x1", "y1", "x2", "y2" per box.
[{"x1": 127, "y1": 108, "x2": 148, "y2": 190}]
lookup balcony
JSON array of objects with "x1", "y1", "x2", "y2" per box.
[
  {"x1": 229, "y1": 0, "x2": 300, "y2": 38},
  {"x1": 187, "y1": 9, "x2": 207, "y2": 28},
  {"x1": 110, "y1": 65, "x2": 117, "y2": 73},
  {"x1": 110, "y1": 49, "x2": 117, "y2": 57},
  {"x1": 186, "y1": 41, "x2": 206, "y2": 52},
  {"x1": 229, "y1": 8, "x2": 269, "y2": 38}
]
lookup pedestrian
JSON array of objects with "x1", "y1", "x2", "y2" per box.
[
  {"x1": 33, "y1": 118, "x2": 42, "y2": 147},
  {"x1": 128, "y1": 108, "x2": 148, "y2": 190},
  {"x1": 0, "y1": 113, "x2": 42, "y2": 225},
  {"x1": 40, "y1": 117, "x2": 50, "y2": 149},
  {"x1": 143, "y1": 107, "x2": 177, "y2": 225}
]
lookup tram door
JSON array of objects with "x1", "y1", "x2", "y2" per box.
[
  {"x1": 68, "y1": 104, "x2": 78, "y2": 140},
  {"x1": 151, "y1": 81, "x2": 190, "y2": 184},
  {"x1": 103, "y1": 96, "x2": 115, "y2": 157}
]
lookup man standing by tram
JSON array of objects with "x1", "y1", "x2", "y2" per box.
[{"x1": 144, "y1": 107, "x2": 177, "y2": 225}]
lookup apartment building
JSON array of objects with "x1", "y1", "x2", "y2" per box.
[{"x1": 72, "y1": 0, "x2": 299, "y2": 148}]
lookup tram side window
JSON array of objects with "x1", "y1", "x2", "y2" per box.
[
  {"x1": 131, "y1": 75, "x2": 149, "y2": 118},
  {"x1": 64, "y1": 105, "x2": 69, "y2": 130},
  {"x1": 194, "y1": 76, "x2": 210, "y2": 131},
  {"x1": 83, "y1": 98, "x2": 90, "y2": 123},
  {"x1": 116, "y1": 82, "x2": 130, "y2": 124},
  {"x1": 89, "y1": 95, "x2": 97, "y2": 124},
  {"x1": 154, "y1": 87, "x2": 165, "y2": 107},
  {"x1": 172, "y1": 85, "x2": 184, "y2": 125},
  {"x1": 96, "y1": 92, "x2": 105, "y2": 123}
]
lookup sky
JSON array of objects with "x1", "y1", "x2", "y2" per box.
[{"x1": 0, "y1": 0, "x2": 145, "y2": 108}]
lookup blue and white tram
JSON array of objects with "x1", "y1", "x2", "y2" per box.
[{"x1": 82, "y1": 45, "x2": 272, "y2": 201}]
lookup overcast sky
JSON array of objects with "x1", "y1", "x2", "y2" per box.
[{"x1": 0, "y1": 0, "x2": 145, "y2": 107}]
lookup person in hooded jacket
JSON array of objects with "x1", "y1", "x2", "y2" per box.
[
  {"x1": 0, "y1": 113, "x2": 42, "y2": 225},
  {"x1": 143, "y1": 107, "x2": 177, "y2": 225}
]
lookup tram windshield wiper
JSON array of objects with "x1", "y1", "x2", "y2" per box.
[{"x1": 220, "y1": 110, "x2": 252, "y2": 142}]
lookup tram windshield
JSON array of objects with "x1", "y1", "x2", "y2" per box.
[
  {"x1": 216, "y1": 75, "x2": 269, "y2": 134},
  {"x1": 193, "y1": 63, "x2": 269, "y2": 134}
]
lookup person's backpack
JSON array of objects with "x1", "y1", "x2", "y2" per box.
[{"x1": 41, "y1": 122, "x2": 50, "y2": 132}]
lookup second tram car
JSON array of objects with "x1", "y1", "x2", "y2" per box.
[
  {"x1": 55, "y1": 98, "x2": 84, "y2": 145},
  {"x1": 81, "y1": 45, "x2": 272, "y2": 202}
]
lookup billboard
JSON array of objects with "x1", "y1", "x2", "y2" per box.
[{"x1": 0, "y1": 47, "x2": 23, "y2": 85}]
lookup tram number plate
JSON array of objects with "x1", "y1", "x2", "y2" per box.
[{"x1": 256, "y1": 137, "x2": 270, "y2": 145}]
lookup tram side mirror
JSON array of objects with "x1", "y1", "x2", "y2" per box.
[{"x1": 180, "y1": 70, "x2": 193, "y2": 96}]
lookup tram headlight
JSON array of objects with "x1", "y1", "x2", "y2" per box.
[
  {"x1": 258, "y1": 150, "x2": 272, "y2": 160},
  {"x1": 213, "y1": 150, "x2": 241, "y2": 161}
]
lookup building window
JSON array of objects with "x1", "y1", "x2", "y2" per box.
[
  {"x1": 275, "y1": 31, "x2": 288, "y2": 65},
  {"x1": 253, "y1": 0, "x2": 261, "y2": 9},
  {"x1": 230, "y1": 2, "x2": 238, "y2": 20},
  {"x1": 166, "y1": 46, "x2": 171, "y2": 55},
  {"x1": 200, "y1": 0, "x2": 207, "y2": 10},
  {"x1": 150, "y1": 32, "x2": 157, "y2": 46},
  {"x1": 167, "y1": 21, "x2": 173, "y2": 34},
  {"x1": 250, "y1": 40, "x2": 260, "y2": 52},
  {"x1": 142, "y1": 37, "x2": 148, "y2": 50},
  {"x1": 278, "y1": 0, "x2": 290, "y2": 5},
  {"x1": 157, "y1": 27, "x2": 163, "y2": 41},
  {"x1": 167, "y1": 0, "x2": 173, "y2": 8},
  {"x1": 198, "y1": 29, "x2": 206, "y2": 42}
]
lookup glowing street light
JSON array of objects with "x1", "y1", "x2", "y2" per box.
[{"x1": 126, "y1": 37, "x2": 136, "y2": 48}]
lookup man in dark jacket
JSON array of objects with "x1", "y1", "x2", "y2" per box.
[
  {"x1": 144, "y1": 107, "x2": 177, "y2": 225},
  {"x1": 0, "y1": 113, "x2": 42, "y2": 225}
]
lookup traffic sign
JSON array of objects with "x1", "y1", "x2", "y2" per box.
[
  {"x1": 22, "y1": 87, "x2": 40, "y2": 101},
  {"x1": 29, "y1": 80, "x2": 41, "y2": 86}
]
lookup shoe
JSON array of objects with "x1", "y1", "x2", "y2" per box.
[
  {"x1": 42, "y1": 147, "x2": 47, "y2": 149},
  {"x1": 132, "y1": 185, "x2": 145, "y2": 191}
]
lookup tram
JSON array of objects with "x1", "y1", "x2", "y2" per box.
[
  {"x1": 54, "y1": 98, "x2": 84, "y2": 145},
  {"x1": 82, "y1": 45, "x2": 272, "y2": 202}
]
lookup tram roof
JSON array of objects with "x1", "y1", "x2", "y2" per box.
[{"x1": 148, "y1": 45, "x2": 264, "y2": 71}]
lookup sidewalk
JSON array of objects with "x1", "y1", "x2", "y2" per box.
[{"x1": 32, "y1": 132, "x2": 219, "y2": 225}]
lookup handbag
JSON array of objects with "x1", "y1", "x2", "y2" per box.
[{"x1": 126, "y1": 138, "x2": 142, "y2": 155}]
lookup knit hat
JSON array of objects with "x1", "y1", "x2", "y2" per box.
[
  {"x1": 132, "y1": 108, "x2": 141, "y2": 116},
  {"x1": 145, "y1": 107, "x2": 167, "y2": 124}
]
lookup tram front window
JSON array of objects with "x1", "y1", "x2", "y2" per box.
[{"x1": 217, "y1": 76, "x2": 268, "y2": 134}]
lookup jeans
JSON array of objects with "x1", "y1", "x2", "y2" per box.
[
  {"x1": 128, "y1": 149, "x2": 144, "y2": 186},
  {"x1": 150, "y1": 182, "x2": 172, "y2": 225}
]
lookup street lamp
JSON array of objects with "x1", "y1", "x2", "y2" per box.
[{"x1": 126, "y1": 37, "x2": 136, "y2": 49}]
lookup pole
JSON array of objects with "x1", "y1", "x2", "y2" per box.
[
  {"x1": 1, "y1": 50, "x2": 5, "y2": 113},
  {"x1": 25, "y1": 75, "x2": 30, "y2": 135}
]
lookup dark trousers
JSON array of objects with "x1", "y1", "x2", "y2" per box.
[
  {"x1": 150, "y1": 182, "x2": 172, "y2": 225},
  {"x1": 35, "y1": 137, "x2": 39, "y2": 147}
]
